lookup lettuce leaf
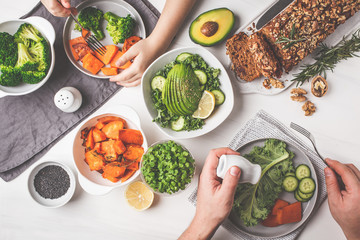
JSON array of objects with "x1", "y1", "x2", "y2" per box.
[{"x1": 233, "y1": 139, "x2": 294, "y2": 227}]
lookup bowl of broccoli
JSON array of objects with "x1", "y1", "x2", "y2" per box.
[{"x1": 0, "y1": 16, "x2": 55, "y2": 97}]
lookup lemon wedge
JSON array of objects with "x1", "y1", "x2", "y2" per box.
[
  {"x1": 192, "y1": 90, "x2": 216, "y2": 119},
  {"x1": 125, "y1": 181, "x2": 154, "y2": 211}
]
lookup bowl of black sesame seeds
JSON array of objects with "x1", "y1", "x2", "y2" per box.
[{"x1": 28, "y1": 161, "x2": 76, "y2": 208}]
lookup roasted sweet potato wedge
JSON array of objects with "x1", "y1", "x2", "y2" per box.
[
  {"x1": 101, "y1": 120, "x2": 124, "y2": 140},
  {"x1": 102, "y1": 162, "x2": 126, "y2": 178},
  {"x1": 114, "y1": 140, "x2": 126, "y2": 155},
  {"x1": 118, "y1": 129, "x2": 143, "y2": 145},
  {"x1": 85, "y1": 149, "x2": 105, "y2": 171},
  {"x1": 95, "y1": 116, "x2": 126, "y2": 130},
  {"x1": 120, "y1": 169, "x2": 136, "y2": 183},
  {"x1": 85, "y1": 127, "x2": 95, "y2": 150},
  {"x1": 101, "y1": 140, "x2": 118, "y2": 161},
  {"x1": 93, "y1": 128, "x2": 107, "y2": 142},
  {"x1": 123, "y1": 144, "x2": 144, "y2": 161}
]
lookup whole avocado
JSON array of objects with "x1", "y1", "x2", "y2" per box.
[{"x1": 189, "y1": 8, "x2": 234, "y2": 47}]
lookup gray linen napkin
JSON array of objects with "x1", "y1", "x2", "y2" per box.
[
  {"x1": 0, "y1": 0, "x2": 160, "y2": 182},
  {"x1": 188, "y1": 110, "x2": 328, "y2": 240}
]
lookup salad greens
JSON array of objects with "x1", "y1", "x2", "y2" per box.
[
  {"x1": 141, "y1": 141, "x2": 195, "y2": 194},
  {"x1": 151, "y1": 54, "x2": 222, "y2": 131},
  {"x1": 233, "y1": 139, "x2": 295, "y2": 227}
]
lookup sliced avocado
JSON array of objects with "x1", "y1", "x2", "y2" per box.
[
  {"x1": 175, "y1": 72, "x2": 193, "y2": 115},
  {"x1": 180, "y1": 65, "x2": 202, "y2": 112},
  {"x1": 171, "y1": 73, "x2": 187, "y2": 116},
  {"x1": 189, "y1": 8, "x2": 234, "y2": 47}
]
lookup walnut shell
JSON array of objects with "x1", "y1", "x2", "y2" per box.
[{"x1": 311, "y1": 75, "x2": 328, "y2": 97}]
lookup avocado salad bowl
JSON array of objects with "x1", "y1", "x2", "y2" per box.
[{"x1": 141, "y1": 47, "x2": 234, "y2": 139}]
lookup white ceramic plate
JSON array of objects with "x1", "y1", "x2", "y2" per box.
[
  {"x1": 0, "y1": 17, "x2": 56, "y2": 98},
  {"x1": 63, "y1": 0, "x2": 146, "y2": 79},
  {"x1": 228, "y1": 2, "x2": 360, "y2": 95},
  {"x1": 28, "y1": 161, "x2": 76, "y2": 208},
  {"x1": 72, "y1": 105, "x2": 148, "y2": 195},
  {"x1": 225, "y1": 138, "x2": 318, "y2": 238},
  {"x1": 141, "y1": 46, "x2": 234, "y2": 140}
]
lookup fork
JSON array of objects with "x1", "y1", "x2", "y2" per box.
[
  {"x1": 290, "y1": 122, "x2": 346, "y2": 190},
  {"x1": 57, "y1": 0, "x2": 106, "y2": 55}
]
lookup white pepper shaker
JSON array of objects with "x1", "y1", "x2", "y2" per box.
[
  {"x1": 54, "y1": 87, "x2": 82, "y2": 113},
  {"x1": 216, "y1": 155, "x2": 262, "y2": 184}
]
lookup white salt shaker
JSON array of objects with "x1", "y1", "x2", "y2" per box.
[
  {"x1": 216, "y1": 155, "x2": 262, "y2": 184},
  {"x1": 54, "y1": 87, "x2": 82, "y2": 113}
]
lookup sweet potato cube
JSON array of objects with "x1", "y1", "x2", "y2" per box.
[
  {"x1": 276, "y1": 201, "x2": 302, "y2": 225},
  {"x1": 101, "y1": 121, "x2": 124, "y2": 140},
  {"x1": 103, "y1": 162, "x2": 126, "y2": 178},
  {"x1": 118, "y1": 129, "x2": 143, "y2": 145},
  {"x1": 95, "y1": 117, "x2": 126, "y2": 130},
  {"x1": 85, "y1": 149, "x2": 105, "y2": 171},
  {"x1": 123, "y1": 144, "x2": 144, "y2": 161},
  {"x1": 95, "y1": 45, "x2": 119, "y2": 65},
  {"x1": 93, "y1": 142, "x2": 101, "y2": 152},
  {"x1": 114, "y1": 140, "x2": 126, "y2": 155},
  {"x1": 85, "y1": 128, "x2": 95, "y2": 150},
  {"x1": 101, "y1": 140, "x2": 118, "y2": 161},
  {"x1": 93, "y1": 128, "x2": 107, "y2": 143},
  {"x1": 120, "y1": 169, "x2": 136, "y2": 182},
  {"x1": 69, "y1": 36, "x2": 86, "y2": 61},
  {"x1": 82, "y1": 53, "x2": 104, "y2": 75},
  {"x1": 271, "y1": 199, "x2": 289, "y2": 215}
]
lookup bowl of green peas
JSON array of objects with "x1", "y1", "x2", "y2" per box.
[{"x1": 140, "y1": 140, "x2": 196, "y2": 196}]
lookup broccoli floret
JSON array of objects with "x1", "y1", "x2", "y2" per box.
[
  {"x1": 0, "y1": 32, "x2": 18, "y2": 67},
  {"x1": 14, "y1": 23, "x2": 42, "y2": 46},
  {"x1": 104, "y1": 12, "x2": 136, "y2": 44},
  {"x1": 29, "y1": 38, "x2": 50, "y2": 72},
  {"x1": 21, "y1": 71, "x2": 46, "y2": 84},
  {"x1": 75, "y1": 7, "x2": 104, "y2": 40},
  {"x1": 0, "y1": 65, "x2": 22, "y2": 86},
  {"x1": 15, "y1": 43, "x2": 38, "y2": 71}
]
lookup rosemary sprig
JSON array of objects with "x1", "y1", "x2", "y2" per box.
[
  {"x1": 276, "y1": 24, "x2": 306, "y2": 49},
  {"x1": 292, "y1": 29, "x2": 360, "y2": 86}
]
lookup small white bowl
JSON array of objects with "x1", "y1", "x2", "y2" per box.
[
  {"x1": 72, "y1": 105, "x2": 148, "y2": 195},
  {"x1": 28, "y1": 161, "x2": 76, "y2": 208},
  {"x1": 141, "y1": 46, "x2": 234, "y2": 139},
  {"x1": 0, "y1": 16, "x2": 56, "y2": 98}
]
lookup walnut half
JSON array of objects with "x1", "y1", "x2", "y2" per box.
[
  {"x1": 311, "y1": 75, "x2": 328, "y2": 97},
  {"x1": 290, "y1": 88, "x2": 307, "y2": 102},
  {"x1": 302, "y1": 101, "x2": 316, "y2": 116}
]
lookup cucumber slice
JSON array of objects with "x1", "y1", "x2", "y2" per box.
[
  {"x1": 285, "y1": 172, "x2": 296, "y2": 177},
  {"x1": 298, "y1": 177, "x2": 316, "y2": 194},
  {"x1": 176, "y1": 52, "x2": 192, "y2": 63},
  {"x1": 211, "y1": 90, "x2": 225, "y2": 106},
  {"x1": 296, "y1": 164, "x2": 311, "y2": 180},
  {"x1": 171, "y1": 116, "x2": 185, "y2": 131},
  {"x1": 283, "y1": 176, "x2": 298, "y2": 192},
  {"x1": 297, "y1": 189, "x2": 314, "y2": 200},
  {"x1": 194, "y1": 69, "x2": 207, "y2": 85},
  {"x1": 294, "y1": 189, "x2": 308, "y2": 202},
  {"x1": 151, "y1": 75, "x2": 166, "y2": 91}
]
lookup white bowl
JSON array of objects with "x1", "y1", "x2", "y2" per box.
[
  {"x1": 141, "y1": 46, "x2": 234, "y2": 139},
  {"x1": 28, "y1": 161, "x2": 76, "y2": 208},
  {"x1": 0, "y1": 17, "x2": 56, "y2": 98},
  {"x1": 72, "y1": 105, "x2": 148, "y2": 195}
]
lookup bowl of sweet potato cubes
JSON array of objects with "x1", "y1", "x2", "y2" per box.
[{"x1": 73, "y1": 110, "x2": 147, "y2": 195}]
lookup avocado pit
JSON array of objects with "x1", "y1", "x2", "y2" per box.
[{"x1": 201, "y1": 21, "x2": 219, "y2": 37}]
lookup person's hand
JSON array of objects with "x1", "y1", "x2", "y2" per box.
[
  {"x1": 40, "y1": 0, "x2": 71, "y2": 17},
  {"x1": 180, "y1": 148, "x2": 241, "y2": 240},
  {"x1": 325, "y1": 158, "x2": 360, "y2": 240},
  {"x1": 109, "y1": 36, "x2": 166, "y2": 87}
]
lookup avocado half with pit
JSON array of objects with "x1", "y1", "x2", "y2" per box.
[{"x1": 189, "y1": 8, "x2": 234, "y2": 47}]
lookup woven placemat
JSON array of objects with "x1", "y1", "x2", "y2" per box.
[
  {"x1": 0, "y1": 0, "x2": 160, "y2": 182},
  {"x1": 189, "y1": 110, "x2": 327, "y2": 240}
]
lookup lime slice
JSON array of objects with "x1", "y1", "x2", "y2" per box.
[
  {"x1": 192, "y1": 90, "x2": 215, "y2": 119},
  {"x1": 125, "y1": 181, "x2": 154, "y2": 211}
]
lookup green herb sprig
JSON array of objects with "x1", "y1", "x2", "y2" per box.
[
  {"x1": 276, "y1": 24, "x2": 306, "y2": 49},
  {"x1": 292, "y1": 29, "x2": 360, "y2": 86}
]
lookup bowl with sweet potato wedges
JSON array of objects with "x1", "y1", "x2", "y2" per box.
[{"x1": 73, "y1": 109, "x2": 148, "y2": 195}]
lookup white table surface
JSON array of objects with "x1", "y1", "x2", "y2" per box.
[{"x1": 1, "y1": 0, "x2": 359, "y2": 239}]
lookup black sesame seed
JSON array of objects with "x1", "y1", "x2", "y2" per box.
[{"x1": 34, "y1": 165, "x2": 70, "y2": 199}]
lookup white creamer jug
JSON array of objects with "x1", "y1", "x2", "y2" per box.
[{"x1": 216, "y1": 155, "x2": 262, "y2": 184}]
